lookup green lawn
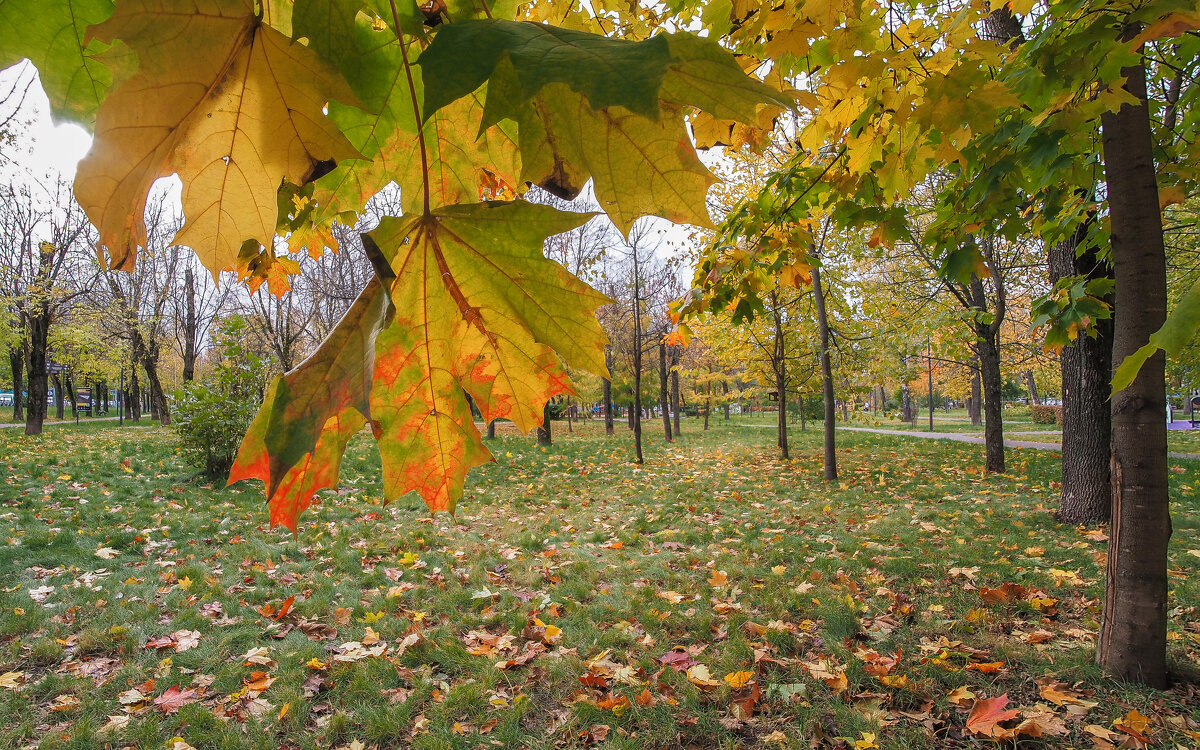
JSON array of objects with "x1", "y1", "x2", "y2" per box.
[{"x1": 0, "y1": 418, "x2": 1197, "y2": 749}]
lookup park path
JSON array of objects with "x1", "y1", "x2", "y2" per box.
[
  {"x1": 0, "y1": 415, "x2": 125, "y2": 429},
  {"x1": 837, "y1": 425, "x2": 1200, "y2": 462}
]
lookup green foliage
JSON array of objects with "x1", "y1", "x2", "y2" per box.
[{"x1": 172, "y1": 317, "x2": 266, "y2": 476}]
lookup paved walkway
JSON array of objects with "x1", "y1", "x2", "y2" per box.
[
  {"x1": 0, "y1": 415, "x2": 125, "y2": 429},
  {"x1": 838, "y1": 425, "x2": 1200, "y2": 462}
]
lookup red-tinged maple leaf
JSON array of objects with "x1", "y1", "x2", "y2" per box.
[
  {"x1": 145, "y1": 635, "x2": 176, "y2": 649},
  {"x1": 367, "y1": 202, "x2": 610, "y2": 514},
  {"x1": 965, "y1": 694, "x2": 1021, "y2": 738},
  {"x1": 579, "y1": 671, "x2": 610, "y2": 688},
  {"x1": 229, "y1": 279, "x2": 392, "y2": 532},
  {"x1": 659, "y1": 649, "x2": 697, "y2": 671},
  {"x1": 153, "y1": 685, "x2": 199, "y2": 714}
]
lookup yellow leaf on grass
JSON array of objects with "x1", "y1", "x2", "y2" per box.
[{"x1": 724, "y1": 670, "x2": 755, "y2": 689}]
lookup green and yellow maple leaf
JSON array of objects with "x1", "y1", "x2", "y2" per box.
[
  {"x1": 518, "y1": 86, "x2": 716, "y2": 232},
  {"x1": 368, "y1": 200, "x2": 610, "y2": 513},
  {"x1": 230, "y1": 277, "x2": 393, "y2": 531},
  {"x1": 0, "y1": 0, "x2": 117, "y2": 124},
  {"x1": 74, "y1": 0, "x2": 360, "y2": 272},
  {"x1": 418, "y1": 20, "x2": 791, "y2": 233},
  {"x1": 295, "y1": 4, "x2": 521, "y2": 221}
]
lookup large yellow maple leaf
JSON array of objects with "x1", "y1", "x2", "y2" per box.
[{"x1": 74, "y1": 0, "x2": 360, "y2": 272}]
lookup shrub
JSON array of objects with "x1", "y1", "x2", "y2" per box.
[
  {"x1": 1006, "y1": 405, "x2": 1031, "y2": 419},
  {"x1": 173, "y1": 316, "x2": 267, "y2": 475},
  {"x1": 1030, "y1": 404, "x2": 1063, "y2": 425}
]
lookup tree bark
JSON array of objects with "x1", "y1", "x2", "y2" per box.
[
  {"x1": 812, "y1": 266, "x2": 837, "y2": 479},
  {"x1": 603, "y1": 346, "x2": 614, "y2": 435},
  {"x1": 975, "y1": 331, "x2": 1005, "y2": 473},
  {"x1": 65, "y1": 373, "x2": 77, "y2": 420},
  {"x1": 1097, "y1": 48, "x2": 1170, "y2": 688},
  {"x1": 1025, "y1": 370, "x2": 1041, "y2": 405},
  {"x1": 182, "y1": 267, "x2": 197, "y2": 382},
  {"x1": 9, "y1": 345, "x2": 23, "y2": 423},
  {"x1": 658, "y1": 342, "x2": 673, "y2": 443},
  {"x1": 537, "y1": 401, "x2": 552, "y2": 445},
  {"x1": 722, "y1": 380, "x2": 730, "y2": 420},
  {"x1": 1050, "y1": 231, "x2": 1112, "y2": 524},
  {"x1": 51, "y1": 371, "x2": 64, "y2": 420},
  {"x1": 772, "y1": 296, "x2": 788, "y2": 459},
  {"x1": 25, "y1": 314, "x2": 49, "y2": 435},
  {"x1": 486, "y1": 420, "x2": 496, "y2": 438},
  {"x1": 670, "y1": 346, "x2": 681, "y2": 436},
  {"x1": 142, "y1": 345, "x2": 170, "y2": 426},
  {"x1": 970, "y1": 365, "x2": 982, "y2": 426}
]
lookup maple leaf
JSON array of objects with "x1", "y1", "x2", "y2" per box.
[
  {"x1": 419, "y1": 22, "x2": 791, "y2": 233},
  {"x1": 366, "y1": 200, "x2": 610, "y2": 513},
  {"x1": 154, "y1": 685, "x2": 200, "y2": 714},
  {"x1": 0, "y1": 0, "x2": 117, "y2": 123},
  {"x1": 965, "y1": 694, "x2": 1021, "y2": 738},
  {"x1": 297, "y1": 9, "x2": 520, "y2": 221},
  {"x1": 74, "y1": 0, "x2": 360, "y2": 272},
  {"x1": 230, "y1": 278, "x2": 392, "y2": 531}
]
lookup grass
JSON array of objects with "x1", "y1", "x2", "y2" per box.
[{"x1": 0, "y1": 416, "x2": 1197, "y2": 749}]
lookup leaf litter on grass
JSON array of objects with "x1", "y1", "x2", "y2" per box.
[{"x1": 0, "y1": 420, "x2": 1197, "y2": 748}]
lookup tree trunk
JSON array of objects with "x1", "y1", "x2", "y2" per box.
[
  {"x1": 566, "y1": 396, "x2": 573, "y2": 433},
  {"x1": 143, "y1": 347, "x2": 170, "y2": 426},
  {"x1": 9, "y1": 345, "x2": 24, "y2": 423},
  {"x1": 52, "y1": 371, "x2": 64, "y2": 420},
  {"x1": 772, "y1": 299, "x2": 788, "y2": 459},
  {"x1": 812, "y1": 266, "x2": 837, "y2": 479},
  {"x1": 658, "y1": 342, "x2": 672, "y2": 443},
  {"x1": 182, "y1": 268, "x2": 197, "y2": 382},
  {"x1": 722, "y1": 380, "x2": 730, "y2": 420},
  {"x1": 486, "y1": 420, "x2": 496, "y2": 438},
  {"x1": 670, "y1": 347, "x2": 681, "y2": 436},
  {"x1": 970, "y1": 364, "x2": 982, "y2": 425},
  {"x1": 603, "y1": 346, "x2": 614, "y2": 435},
  {"x1": 25, "y1": 314, "x2": 49, "y2": 435},
  {"x1": 1097, "y1": 49, "x2": 1170, "y2": 688},
  {"x1": 129, "y1": 364, "x2": 141, "y2": 422},
  {"x1": 1025, "y1": 370, "x2": 1041, "y2": 405},
  {"x1": 975, "y1": 331, "x2": 1005, "y2": 473},
  {"x1": 1050, "y1": 232, "x2": 1112, "y2": 524},
  {"x1": 901, "y1": 373, "x2": 913, "y2": 424},
  {"x1": 65, "y1": 373, "x2": 77, "y2": 420},
  {"x1": 537, "y1": 401, "x2": 552, "y2": 445}
]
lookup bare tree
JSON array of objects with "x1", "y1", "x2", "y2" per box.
[{"x1": 0, "y1": 178, "x2": 96, "y2": 434}]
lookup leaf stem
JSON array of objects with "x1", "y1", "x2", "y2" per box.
[{"x1": 389, "y1": 0, "x2": 431, "y2": 216}]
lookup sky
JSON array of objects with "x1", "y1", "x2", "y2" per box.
[{"x1": 0, "y1": 63, "x2": 92, "y2": 183}]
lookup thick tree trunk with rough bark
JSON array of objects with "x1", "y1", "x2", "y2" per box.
[
  {"x1": 813, "y1": 266, "x2": 837, "y2": 480},
  {"x1": 143, "y1": 348, "x2": 170, "y2": 426},
  {"x1": 25, "y1": 314, "x2": 49, "y2": 435},
  {"x1": 1050, "y1": 232, "x2": 1112, "y2": 524},
  {"x1": 1097, "y1": 51, "x2": 1170, "y2": 688},
  {"x1": 975, "y1": 331, "x2": 1005, "y2": 473},
  {"x1": 9, "y1": 345, "x2": 24, "y2": 423},
  {"x1": 486, "y1": 420, "x2": 496, "y2": 438},
  {"x1": 658, "y1": 342, "x2": 672, "y2": 443}
]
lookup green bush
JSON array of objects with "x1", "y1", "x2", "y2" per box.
[
  {"x1": 1006, "y1": 405, "x2": 1031, "y2": 419},
  {"x1": 173, "y1": 316, "x2": 266, "y2": 475}
]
